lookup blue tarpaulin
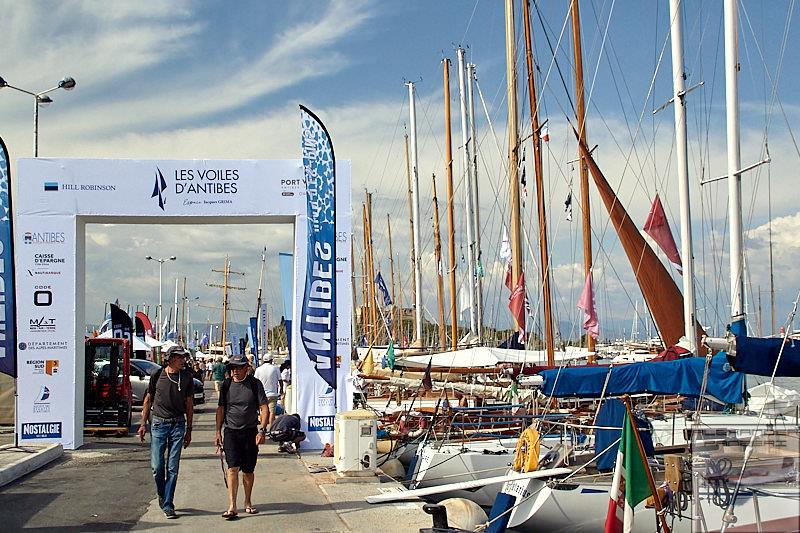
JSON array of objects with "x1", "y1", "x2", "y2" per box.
[
  {"x1": 732, "y1": 335, "x2": 800, "y2": 377},
  {"x1": 595, "y1": 399, "x2": 654, "y2": 472},
  {"x1": 540, "y1": 353, "x2": 743, "y2": 404}
]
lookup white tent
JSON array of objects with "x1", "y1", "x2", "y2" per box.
[
  {"x1": 145, "y1": 335, "x2": 164, "y2": 348},
  {"x1": 160, "y1": 340, "x2": 179, "y2": 352},
  {"x1": 400, "y1": 346, "x2": 590, "y2": 369},
  {"x1": 97, "y1": 331, "x2": 152, "y2": 352}
]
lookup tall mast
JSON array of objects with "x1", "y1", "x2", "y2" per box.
[
  {"x1": 406, "y1": 82, "x2": 424, "y2": 344},
  {"x1": 180, "y1": 277, "x2": 187, "y2": 343},
  {"x1": 457, "y1": 47, "x2": 478, "y2": 338},
  {"x1": 361, "y1": 204, "x2": 369, "y2": 340},
  {"x1": 571, "y1": 0, "x2": 595, "y2": 353},
  {"x1": 669, "y1": 0, "x2": 698, "y2": 351},
  {"x1": 172, "y1": 278, "x2": 179, "y2": 338},
  {"x1": 387, "y1": 214, "x2": 397, "y2": 339},
  {"x1": 351, "y1": 236, "x2": 358, "y2": 346},
  {"x1": 396, "y1": 252, "x2": 404, "y2": 344},
  {"x1": 432, "y1": 174, "x2": 447, "y2": 351},
  {"x1": 221, "y1": 258, "x2": 229, "y2": 350},
  {"x1": 467, "y1": 62, "x2": 484, "y2": 343},
  {"x1": 523, "y1": 0, "x2": 555, "y2": 364},
  {"x1": 443, "y1": 59, "x2": 459, "y2": 351},
  {"x1": 254, "y1": 247, "x2": 266, "y2": 355},
  {"x1": 403, "y1": 132, "x2": 418, "y2": 342},
  {"x1": 365, "y1": 191, "x2": 379, "y2": 344},
  {"x1": 505, "y1": 0, "x2": 524, "y2": 339},
  {"x1": 724, "y1": 0, "x2": 746, "y2": 335}
]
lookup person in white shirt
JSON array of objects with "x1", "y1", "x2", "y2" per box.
[
  {"x1": 279, "y1": 361, "x2": 292, "y2": 413},
  {"x1": 253, "y1": 357, "x2": 281, "y2": 426}
]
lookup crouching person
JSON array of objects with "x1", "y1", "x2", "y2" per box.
[
  {"x1": 214, "y1": 354, "x2": 269, "y2": 520},
  {"x1": 269, "y1": 413, "x2": 306, "y2": 453}
]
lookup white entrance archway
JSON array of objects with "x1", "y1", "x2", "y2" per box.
[{"x1": 15, "y1": 158, "x2": 351, "y2": 449}]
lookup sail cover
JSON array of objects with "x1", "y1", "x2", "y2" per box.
[
  {"x1": 539, "y1": 353, "x2": 743, "y2": 404},
  {"x1": 731, "y1": 335, "x2": 800, "y2": 377}
]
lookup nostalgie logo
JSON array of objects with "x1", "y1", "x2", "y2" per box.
[
  {"x1": 152, "y1": 165, "x2": 240, "y2": 210},
  {"x1": 307, "y1": 415, "x2": 334, "y2": 432},
  {"x1": 21, "y1": 422, "x2": 62, "y2": 440},
  {"x1": 19, "y1": 340, "x2": 68, "y2": 351},
  {"x1": 25, "y1": 359, "x2": 59, "y2": 375},
  {"x1": 29, "y1": 317, "x2": 56, "y2": 333},
  {"x1": 23, "y1": 231, "x2": 66, "y2": 245}
]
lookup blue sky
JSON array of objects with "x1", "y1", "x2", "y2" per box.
[{"x1": 2, "y1": 1, "x2": 799, "y2": 342}]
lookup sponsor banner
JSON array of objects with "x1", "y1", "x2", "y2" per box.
[
  {"x1": 294, "y1": 159, "x2": 352, "y2": 449},
  {"x1": 17, "y1": 159, "x2": 305, "y2": 217},
  {"x1": 0, "y1": 137, "x2": 16, "y2": 377},
  {"x1": 24, "y1": 358, "x2": 60, "y2": 375}
]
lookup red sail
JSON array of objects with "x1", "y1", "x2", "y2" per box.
[{"x1": 574, "y1": 131, "x2": 703, "y2": 347}]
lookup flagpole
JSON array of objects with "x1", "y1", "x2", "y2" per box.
[{"x1": 622, "y1": 395, "x2": 671, "y2": 533}]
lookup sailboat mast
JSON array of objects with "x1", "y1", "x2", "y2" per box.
[
  {"x1": 457, "y1": 47, "x2": 478, "y2": 338},
  {"x1": 432, "y1": 174, "x2": 447, "y2": 351},
  {"x1": 180, "y1": 277, "x2": 187, "y2": 343},
  {"x1": 724, "y1": 0, "x2": 746, "y2": 335},
  {"x1": 505, "y1": 0, "x2": 524, "y2": 338},
  {"x1": 523, "y1": 0, "x2": 555, "y2": 364},
  {"x1": 365, "y1": 191, "x2": 379, "y2": 344},
  {"x1": 221, "y1": 257, "x2": 229, "y2": 352},
  {"x1": 403, "y1": 132, "x2": 418, "y2": 343},
  {"x1": 571, "y1": 0, "x2": 595, "y2": 353},
  {"x1": 443, "y1": 59, "x2": 458, "y2": 351},
  {"x1": 669, "y1": 0, "x2": 698, "y2": 351},
  {"x1": 255, "y1": 247, "x2": 266, "y2": 354},
  {"x1": 361, "y1": 205, "x2": 369, "y2": 341},
  {"x1": 467, "y1": 63, "x2": 484, "y2": 343},
  {"x1": 387, "y1": 214, "x2": 397, "y2": 338},
  {"x1": 406, "y1": 82, "x2": 424, "y2": 344}
]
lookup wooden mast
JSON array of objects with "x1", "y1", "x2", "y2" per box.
[
  {"x1": 403, "y1": 132, "x2": 418, "y2": 342},
  {"x1": 505, "y1": 0, "x2": 524, "y2": 339},
  {"x1": 207, "y1": 257, "x2": 245, "y2": 353},
  {"x1": 387, "y1": 214, "x2": 397, "y2": 339},
  {"x1": 361, "y1": 204, "x2": 369, "y2": 342},
  {"x1": 365, "y1": 192, "x2": 379, "y2": 344},
  {"x1": 571, "y1": 0, "x2": 595, "y2": 354},
  {"x1": 443, "y1": 57, "x2": 458, "y2": 351},
  {"x1": 351, "y1": 236, "x2": 358, "y2": 346},
  {"x1": 432, "y1": 174, "x2": 447, "y2": 351},
  {"x1": 523, "y1": 0, "x2": 555, "y2": 364}
]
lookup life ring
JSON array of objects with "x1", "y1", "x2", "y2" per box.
[{"x1": 513, "y1": 426, "x2": 541, "y2": 473}]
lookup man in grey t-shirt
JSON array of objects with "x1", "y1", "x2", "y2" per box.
[{"x1": 214, "y1": 354, "x2": 268, "y2": 519}]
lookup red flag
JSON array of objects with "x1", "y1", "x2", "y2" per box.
[
  {"x1": 421, "y1": 359, "x2": 433, "y2": 391},
  {"x1": 643, "y1": 194, "x2": 682, "y2": 274},
  {"x1": 508, "y1": 272, "x2": 526, "y2": 341}
]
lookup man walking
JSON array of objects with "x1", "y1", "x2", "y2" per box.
[
  {"x1": 211, "y1": 356, "x2": 226, "y2": 394},
  {"x1": 253, "y1": 356, "x2": 281, "y2": 427},
  {"x1": 214, "y1": 354, "x2": 269, "y2": 520},
  {"x1": 138, "y1": 349, "x2": 194, "y2": 519}
]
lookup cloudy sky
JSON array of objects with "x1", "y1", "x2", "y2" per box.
[{"x1": 2, "y1": 0, "x2": 798, "y2": 343}]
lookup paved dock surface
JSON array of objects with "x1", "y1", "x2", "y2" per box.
[{"x1": 0, "y1": 383, "x2": 430, "y2": 532}]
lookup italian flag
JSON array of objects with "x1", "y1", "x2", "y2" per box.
[{"x1": 604, "y1": 411, "x2": 653, "y2": 533}]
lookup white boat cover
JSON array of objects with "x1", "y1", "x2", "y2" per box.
[
  {"x1": 399, "y1": 346, "x2": 590, "y2": 369},
  {"x1": 748, "y1": 382, "x2": 800, "y2": 415}
]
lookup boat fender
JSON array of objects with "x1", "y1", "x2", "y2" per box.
[
  {"x1": 512, "y1": 427, "x2": 540, "y2": 473},
  {"x1": 437, "y1": 498, "x2": 488, "y2": 531}
]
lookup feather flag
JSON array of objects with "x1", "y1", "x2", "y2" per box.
[
  {"x1": 577, "y1": 271, "x2": 600, "y2": 339},
  {"x1": 642, "y1": 194, "x2": 682, "y2": 274}
]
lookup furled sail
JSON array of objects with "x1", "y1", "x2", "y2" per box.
[{"x1": 574, "y1": 131, "x2": 704, "y2": 347}]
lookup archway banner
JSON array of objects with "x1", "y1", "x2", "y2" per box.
[
  {"x1": 0, "y1": 136, "x2": 16, "y2": 378},
  {"x1": 15, "y1": 152, "x2": 351, "y2": 449}
]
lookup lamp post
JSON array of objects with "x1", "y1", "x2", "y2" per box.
[
  {"x1": 145, "y1": 255, "x2": 176, "y2": 340},
  {"x1": 0, "y1": 75, "x2": 77, "y2": 156}
]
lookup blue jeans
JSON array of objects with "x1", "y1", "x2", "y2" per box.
[{"x1": 150, "y1": 417, "x2": 185, "y2": 511}]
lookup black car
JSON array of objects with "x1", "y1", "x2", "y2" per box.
[{"x1": 130, "y1": 359, "x2": 205, "y2": 405}]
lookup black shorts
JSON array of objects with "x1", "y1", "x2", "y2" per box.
[{"x1": 223, "y1": 426, "x2": 259, "y2": 473}]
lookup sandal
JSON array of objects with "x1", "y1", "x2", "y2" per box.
[
  {"x1": 244, "y1": 506, "x2": 259, "y2": 514},
  {"x1": 222, "y1": 510, "x2": 238, "y2": 520}
]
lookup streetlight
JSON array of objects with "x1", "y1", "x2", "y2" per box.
[
  {"x1": 145, "y1": 255, "x2": 177, "y2": 339},
  {"x1": 0, "y1": 75, "x2": 77, "y2": 156}
]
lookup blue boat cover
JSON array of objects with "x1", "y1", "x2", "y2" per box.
[
  {"x1": 595, "y1": 399, "x2": 654, "y2": 472},
  {"x1": 732, "y1": 335, "x2": 800, "y2": 377},
  {"x1": 540, "y1": 353, "x2": 743, "y2": 404}
]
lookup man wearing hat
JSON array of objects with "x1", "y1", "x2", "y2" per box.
[
  {"x1": 138, "y1": 349, "x2": 195, "y2": 519},
  {"x1": 214, "y1": 354, "x2": 269, "y2": 520}
]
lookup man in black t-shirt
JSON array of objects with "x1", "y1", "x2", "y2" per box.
[
  {"x1": 137, "y1": 349, "x2": 194, "y2": 519},
  {"x1": 214, "y1": 354, "x2": 268, "y2": 520}
]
